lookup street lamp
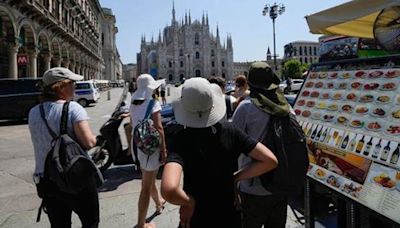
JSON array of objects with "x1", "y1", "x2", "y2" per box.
[{"x1": 262, "y1": 2, "x2": 285, "y2": 71}]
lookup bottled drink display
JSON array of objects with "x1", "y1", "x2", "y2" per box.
[
  {"x1": 315, "y1": 127, "x2": 323, "y2": 141},
  {"x1": 355, "y1": 135, "x2": 365, "y2": 153},
  {"x1": 380, "y1": 141, "x2": 391, "y2": 162},
  {"x1": 306, "y1": 124, "x2": 314, "y2": 137},
  {"x1": 320, "y1": 128, "x2": 328, "y2": 142},
  {"x1": 348, "y1": 134, "x2": 358, "y2": 152},
  {"x1": 311, "y1": 125, "x2": 319, "y2": 139},
  {"x1": 363, "y1": 137, "x2": 373, "y2": 156},
  {"x1": 372, "y1": 139, "x2": 382, "y2": 159},
  {"x1": 390, "y1": 144, "x2": 399, "y2": 165},
  {"x1": 341, "y1": 133, "x2": 350, "y2": 149}
]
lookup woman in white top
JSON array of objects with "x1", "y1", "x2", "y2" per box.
[{"x1": 130, "y1": 74, "x2": 167, "y2": 228}]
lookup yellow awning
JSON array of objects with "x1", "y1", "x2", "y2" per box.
[{"x1": 306, "y1": 0, "x2": 400, "y2": 39}]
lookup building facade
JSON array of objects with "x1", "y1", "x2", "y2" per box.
[
  {"x1": 0, "y1": 0, "x2": 106, "y2": 79},
  {"x1": 137, "y1": 4, "x2": 234, "y2": 83},
  {"x1": 284, "y1": 41, "x2": 320, "y2": 64},
  {"x1": 101, "y1": 7, "x2": 122, "y2": 81},
  {"x1": 122, "y1": 63, "x2": 137, "y2": 82}
]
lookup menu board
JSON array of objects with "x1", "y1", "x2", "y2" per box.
[{"x1": 294, "y1": 57, "x2": 400, "y2": 224}]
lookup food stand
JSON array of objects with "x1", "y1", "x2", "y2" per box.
[{"x1": 301, "y1": 0, "x2": 400, "y2": 227}]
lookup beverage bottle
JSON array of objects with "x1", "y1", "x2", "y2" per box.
[
  {"x1": 320, "y1": 128, "x2": 328, "y2": 142},
  {"x1": 355, "y1": 135, "x2": 365, "y2": 153},
  {"x1": 306, "y1": 124, "x2": 314, "y2": 137},
  {"x1": 380, "y1": 141, "x2": 391, "y2": 162},
  {"x1": 371, "y1": 139, "x2": 382, "y2": 159},
  {"x1": 348, "y1": 134, "x2": 358, "y2": 152},
  {"x1": 303, "y1": 122, "x2": 309, "y2": 133},
  {"x1": 363, "y1": 137, "x2": 373, "y2": 156},
  {"x1": 311, "y1": 125, "x2": 319, "y2": 139},
  {"x1": 341, "y1": 133, "x2": 350, "y2": 149},
  {"x1": 390, "y1": 144, "x2": 399, "y2": 165},
  {"x1": 315, "y1": 127, "x2": 323, "y2": 141},
  {"x1": 326, "y1": 129, "x2": 336, "y2": 144}
]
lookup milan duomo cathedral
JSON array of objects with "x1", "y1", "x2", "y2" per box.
[{"x1": 137, "y1": 3, "x2": 234, "y2": 83}]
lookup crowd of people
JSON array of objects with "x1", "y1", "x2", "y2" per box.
[{"x1": 28, "y1": 62, "x2": 295, "y2": 228}]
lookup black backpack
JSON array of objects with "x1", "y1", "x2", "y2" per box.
[
  {"x1": 259, "y1": 113, "x2": 309, "y2": 196},
  {"x1": 39, "y1": 102, "x2": 104, "y2": 194}
]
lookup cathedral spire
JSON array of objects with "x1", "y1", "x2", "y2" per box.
[
  {"x1": 216, "y1": 24, "x2": 220, "y2": 39},
  {"x1": 189, "y1": 10, "x2": 192, "y2": 24},
  {"x1": 158, "y1": 30, "x2": 162, "y2": 43},
  {"x1": 267, "y1": 46, "x2": 272, "y2": 60},
  {"x1": 171, "y1": 0, "x2": 176, "y2": 24},
  {"x1": 206, "y1": 12, "x2": 209, "y2": 26},
  {"x1": 185, "y1": 11, "x2": 188, "y2": 25},
  {"x1": 202, "y1": 11, "x2": 205, "y2": 25}
]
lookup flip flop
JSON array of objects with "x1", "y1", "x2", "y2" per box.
[{"x1": 155, "y1": 200, "x2": 166, "y2": 215}]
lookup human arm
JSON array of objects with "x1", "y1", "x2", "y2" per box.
[
  {"x1": 233, "y1": 142, "x2": 278, "y2": 183},
  {"x1": 74, "y1": 120, "x2": 96, "y2": 149},
  {"x1": 152, "y1": 111, "x2": 167, "y2": 163},
  {"x1": 161, "y1": 162, "x2": 195, "y2": 227}
]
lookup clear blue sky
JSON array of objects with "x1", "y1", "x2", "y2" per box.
[{"x1": 99, "y1": 0, "x2": 349, "y2": 64}]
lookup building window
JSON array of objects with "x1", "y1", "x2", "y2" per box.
[
  {"x1": 195, "y1": 70, "x2": 201, "y2": 77},
  {"x1": 195, "y1": 33, "x2": 199, "y2": 45},
  {"x1": 211, "y1": 61, "x2": 215, "y2": 67},
  {"x1": 299, "y1": 47, "x2": 302, "y2": 55},
  {"x1": 179, "y1": 49, "x2": 183, "y2": 56},
  {"x1": 211, "y1": 49, "x2": 215, "y2": 57},
  {"x1": 222, "y1": 73, "x2": 226, "y2": 78},
  {"x1": 310, "y1": 57, "x2": 313, "y2": 63},
  {"x1": 221, "y1": 61, "x2": 225, "y2": 67},
  {"x1": 299, "y1": 57, "x2": 303, "y2": 64},
  {"x1": 313, "y1": 47, "x2": 317, "y2": 56},
  {"x1": 305, "y1": 58, "x2": 308, "y2": 63},
  {"x1": 196, "y1": 52, "x2": 200, "y2": 59},
  {"x1": 169, "y1": 74, "x2": 173, "y2": 81},
  {"x1": 309, "y1": 46, "x2": 312, "y2": 56},
  {"x1": 169, "y1": 61, "x2": 172, "y2": 68},
  {"x1": 304, "y1": 46, "x2": 307, "y2": 55},
  {"x1": 180, "y1": 61, "x2": 183, "y2": 67}
]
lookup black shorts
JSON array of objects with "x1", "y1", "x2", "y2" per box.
[{"x1": 160, "y1": 91, "x2": 166, "y2": 97}]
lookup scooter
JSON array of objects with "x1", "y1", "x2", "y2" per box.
[{"x1": 88, "y1": 86, "x2": 140, "y2": 173}]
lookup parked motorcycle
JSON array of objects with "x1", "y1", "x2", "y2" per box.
[{"x1": 88, "y1": 86, "x2": 140, "y2": 173}]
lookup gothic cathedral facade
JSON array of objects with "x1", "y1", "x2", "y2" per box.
[{"x1": 137, "y1": 4, "x2": 234, "y2": 83}]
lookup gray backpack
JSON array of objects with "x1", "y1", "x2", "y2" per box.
[{"x1": 39, "y1": 102, "x2": 104, "y2": 194}]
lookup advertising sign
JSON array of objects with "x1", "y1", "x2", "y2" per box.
[{"x1": 294, "y1": 56, "x2": 400, "y2": 224}]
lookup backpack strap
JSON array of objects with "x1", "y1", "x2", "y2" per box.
[
  {"x1": 60, "y1": 102, "x2": 70, "y2": 135},
  {"x1": 39, "y1": 104, "x2": 57, "y2": 139},
  {"x1": 144, "y1": 99, "x2": 155, "y2": 120}
]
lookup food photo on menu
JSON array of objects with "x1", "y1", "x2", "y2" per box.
[
  {"x1": 307, "y1": 141, "x2": 372, "y2": 185},
  {"x1": 364, "y1": 163, "x2": 400, "y2": 192}
]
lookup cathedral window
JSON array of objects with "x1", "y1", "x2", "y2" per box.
[
  {"x1": 180, "y1": 61, "x2": 183, "y2": 67},
  {"x1": 222, "y1": 73, "x2": 226, "y2": 78},
  {"x1": 221, "y1": 61, "x2": 225, "y2": 67},
  {"x1": 211, "y1": 61, "x2": 215, "y2": 67},
  {"x1": 195, "y1": 70, "x2": 201, "y2": 77},
  {"x1": 195, "y1": 33, "x2": 199, "y2": 45},
  {"x1": 169, "y1": 74, "x2": 173, "y2": 81},
  {"x1": 169, "y1": 61, "x2": 172, "y2": 68},
  {"x1": 195, "y1": 52, "x2": 200, "y2": 59},
  {"x1": 211, "y1": 49, "x2": 215, "y2": 57},
  {"x1": 179, "y1": 49, "x2": 183, "y2": 56}
]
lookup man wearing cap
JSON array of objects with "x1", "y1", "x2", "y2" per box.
[
  {"x1": 161, "y1": 78, "x2": 278, "y2": 228},
  {"x1": 232, "y1": 62, "x2": 291, "y2": 228},
  {"x1": 28, "y1": 67, "x2": 99, "y2": 227}
]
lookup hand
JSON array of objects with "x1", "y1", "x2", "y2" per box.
[
  {"x1": 159, "y1": 149, "x2": 167, "y2": 164},
  {"x1": 179, "y1": 196, "x2": 195, "y2": 228},
  {"x1": 119, "y1": 113, "x2": 130, "y2": 119}
]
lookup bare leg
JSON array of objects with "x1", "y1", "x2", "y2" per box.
[
  {"x1": 151, "y1": 181, "x2": 165, "y2": 213},
  {"x1": 137, "y1": 170, "x2": 158, "y2": 228}
]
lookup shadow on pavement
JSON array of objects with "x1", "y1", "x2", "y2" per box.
[
  {"x1": 98, "y1": 165, "x2": 141, "y2": 192},
  {"x1": 0, "y1": 119, "x2": 28, "y2": 126}
]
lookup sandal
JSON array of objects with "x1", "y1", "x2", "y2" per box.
[{"x1": 155, "y1": 200, "x2": 166, "y2": 215}]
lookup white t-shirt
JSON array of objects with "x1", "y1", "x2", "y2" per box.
[
  {"x1": 129, "y1": 98, "x2": 162, "y2": 171},
  {"x1": 29, "y1": 101, "x2": 89, "y2": 175}
]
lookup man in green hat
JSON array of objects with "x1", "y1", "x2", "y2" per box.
[{"x1": 232, "y1": 61, "x2": 291, "y2": 228}]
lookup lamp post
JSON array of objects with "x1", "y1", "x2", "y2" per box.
[{"x1": 262, "y1": 2, "x2": 285, "y2": 71}]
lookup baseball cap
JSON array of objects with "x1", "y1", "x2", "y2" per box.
[{"x1": 42, "y1": 67, "x2": 84, "y2": 87}]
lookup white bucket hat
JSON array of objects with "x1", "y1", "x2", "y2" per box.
[
  {"x1": 172, "y1": 78, "x2": 226, "y2": 128},
  {"x1": 42, "y1": 67, "x2": 83, "y2": 87},
  {"x1": 132, "y1": 74, "x2": 165, "y2": 100}
]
